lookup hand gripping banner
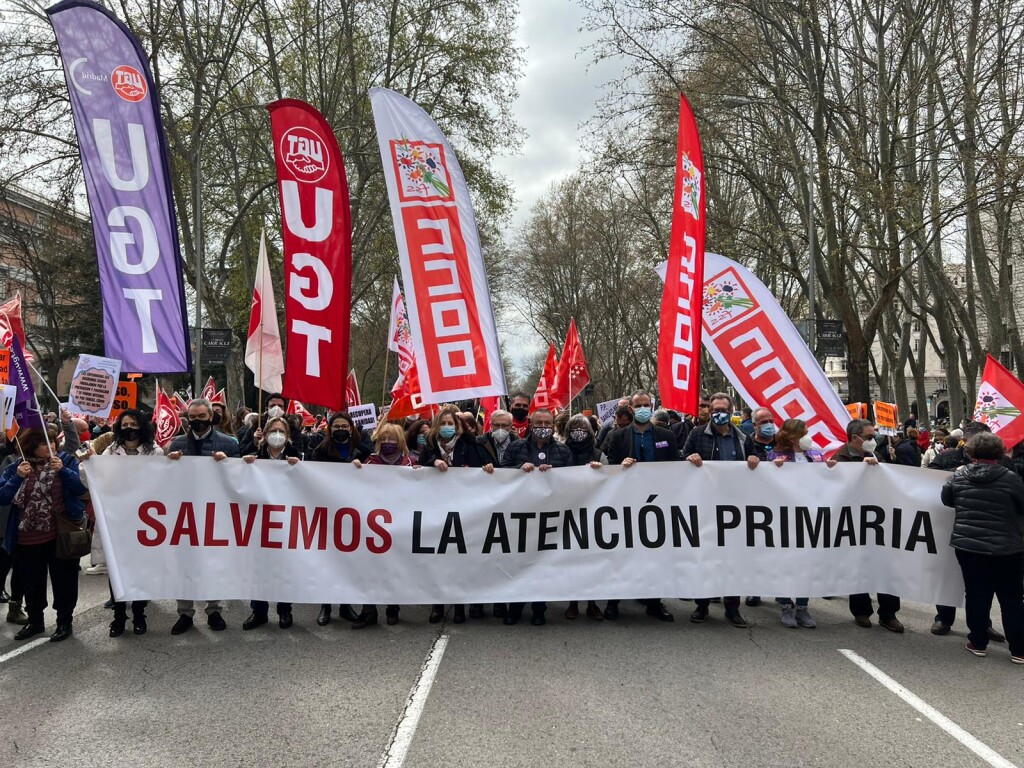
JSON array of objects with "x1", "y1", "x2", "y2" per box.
[
  {"x1": 657, "y1": 94, "x2": 706, "y2": 415},
  {"x1": 267, "y1": 99, "x2": 352, "y2": 410},
  {"x1": 370, "y1": 88, "x2": 506, "y2": 403},
  {"x1": 48, "y1": 0, "x2": 192, "y2": 373},
  {"x1": 658, "y1": 252, "x2": 850, "y2": 451}
]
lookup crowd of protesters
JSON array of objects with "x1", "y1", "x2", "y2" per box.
[{"x1": 0, "y1": 390, "x2": 1020, "y2": 667}]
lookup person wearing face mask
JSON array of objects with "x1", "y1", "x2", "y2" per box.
[
  {"x1": 0, "y1": 429, "x2": 88, "y2": 643},
  {"x1": 562, "y1": 415, "x2": 607, "y2": 621},
  {"x1": 508, "y1": 392, "x2": 532, "y2": 439},
  {"x1": 420, "y1": 406, "x2": 494, "y2": 624},
  {"x1": 348, "y1": 423, "x2": 414, "y2": 628},
  {"x1": 766, "y1": 419, "x2": 837, "y2": 628},
  {"x1": 240, "y1": 416, "x2": 301, "y2": 631},
  {"x1": 501, "y1": 409, "x2": 573, "y2": 626},
  {"x1": 405, "y1": 418, "x2": 431, "y2": 464},
  {"x1": 165, "y1": 399, "x2": 238, "y2": 634},
  {"x1": 683, "y1": 392, "x2": 759, "y2": 628},
  {"x1": 477, "y1": 409, "x2": 515, "y2": 620},
  {"x1": 239, "y1": 393, "x2": 288, "y2": 456},
  {"x1": 749, "y1": 407, "x2": 778, "y2": 461},
  {"x1": 311, "y1": 412, "x2": 370, "y2": 626},
  {"x1": 833, "y1": 418, "x2": 905, "y2": 632},
  {"x1": 596, "y1": 398, "x2": 631, "y2": 448},
  {"x1": 602, "y1": 391, "x2": 679, "y2": 622},
  {"x1": 95, "y1": 410, "x2": 159, "y2": 637}
]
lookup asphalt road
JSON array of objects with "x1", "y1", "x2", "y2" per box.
[{"x1": 1, "y1": 570, "x2": 1022, "y2": 768}]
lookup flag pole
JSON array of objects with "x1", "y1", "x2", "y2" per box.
[
  {"x1": 258, "y1": 229, "x2": 266, "y2": 418},
  {"x1": 381, "y1": 350, "x2": 390, "y2": 410}
]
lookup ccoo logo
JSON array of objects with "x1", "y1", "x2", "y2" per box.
[
  {"x1": 280, "y1": 127, "x2": 330, "y2": 183},
  {"x1": 111, "y1": 65, "x2": 147, "y2": 102}
]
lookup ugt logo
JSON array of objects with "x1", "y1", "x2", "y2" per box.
[
  {"x1": 280, "y1": 127, "x2": 330, "y2": 183},
  {"x1": 111, "y1": 65, "x2": 147, "y2": 102}
]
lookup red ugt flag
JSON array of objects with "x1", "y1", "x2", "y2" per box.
[
  {"x1": 657, "y1": 94, "x2": 706, "y2": 415},
  {"x1": 973, "y1": 354, "x2": 1024, "y2": 448},
  {"x1": 551, "y1": 318, "x2": 589, "y2": 407}
]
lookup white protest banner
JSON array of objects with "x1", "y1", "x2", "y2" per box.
[
  {"x1": 67, "y1": 354, "x2": 122, "y2": 419},
  {"x1": 85, "y1": 458, "x2": 964, "y2": 606},
  {"x1": 0, "y1": 384, "x2": 16, "y2": 429},
  {"x1": 348, "y1": 403, "x2": 378, "y2": 430},
  {"x1": 596, "y1": 399, "x2": 620, "y2": 424}
]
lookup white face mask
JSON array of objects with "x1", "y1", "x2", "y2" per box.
[
  {"x1": 268, "y1": 406, "x2": 285, "y2": 419},
  {"x1": 492, "y1": 428, "x2": 510, "y2": 444},
  {"x1": 860, "y1": 438, "x2": 877, "y2": 454},
  {"x1": 798, "y1": 435, "x2": 814, "y2": 451},
  {"x1": 267, "y1": 432, "x2": 287, "y2": 449}
]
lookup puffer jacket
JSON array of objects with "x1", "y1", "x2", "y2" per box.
[{"x1": 940, "y1": 462, "x2": 1024, "y2": 556}]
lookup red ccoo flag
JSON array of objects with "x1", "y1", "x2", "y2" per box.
[
  {"x1": 345, "y1": 369, "x2": 361, "y2": 407},
  {"x1": 287, "y1": 398, "x2": 317, "y2": 427},
  {"x1": 154, "y1": 389, "x2": 181, "y2": 446},
  {"x1": 530, "y1": 343, "x2": 559, "y2": 413},
  {"x1": 657, "y1": 94, "x2": 706, "y2": 415},
  {"x1": 973, "y1": 354, "x2": 1024, "y2": 448},
  {"x1": 551, "y1": 318, "x2": 590, "y2": 408},
  {"x1": 479, "y1": 395, "x2": 501, "y2": 431},
  {"x1": 200, "y1": 376, "x2": 217, "y2": 402}
]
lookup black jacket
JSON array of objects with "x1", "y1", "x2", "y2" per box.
[
  {"x1": 681, "y1": 423, "x2": 754, "y2": 462},
  {"x1": 941, "y1": 463, "x2": 1024, "y2": 556},
  {"x1": 419, "y1": 435, "x2": 490, "y2": 468},
  {"x1": 893, "y1": 440, "x2": 922, "y2": 467},
  {"x1": 604, "y1": 425, "x2": 679, "y2": 463},
  {"x1": 566, "y1": 438, "x2": 603, "y2": 466},
  {"x1": 500, "y1": 437, "x2": 572, "y2": 468},
  {"x1": 929, "y1": 446, "x2": 1016, "y2": 473}
]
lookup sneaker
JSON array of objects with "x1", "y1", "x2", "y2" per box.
[
  {"x1": 930, "y1": 621, "x2": 951, "y2": 635},
  {"x1": 85, "y1": 564, "x2": 108, "y2": 575},
  {"x1": 689, "y1": 606, "x2": 709, "y2": 623},
  {"x1": 965, "y1": 642, "x2": 986, "y2": 657},
  {"x1": 725, "y1": 610, "x2": 749, "y2": 629},
  {"x1": 780, "y1": 606, "x2": 797, "y2": 628},
  {"x1": 1011, "y1": 655, "x2": 1024, "y2": 665},
  {"x1": 987, "y1": 626, "x2": 1006, "y2": 643},
  {"x1": 795, "y1": 607, "x2": 817, "y2": 628},
  {"x1": 6, "y1": 603, "x2": 28, "y2": 625}
]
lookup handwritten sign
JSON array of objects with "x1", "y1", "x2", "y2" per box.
[{"x1": 67, "y1": 354, "x2": 122, "y2": 418}]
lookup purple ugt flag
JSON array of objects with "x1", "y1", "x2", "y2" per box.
[
  {"x1": 8, "y1": 336, "x2": 45, "y2": 432},
  {"x1": 47, "y1": 0, "x2": 192, "y2": 374}
]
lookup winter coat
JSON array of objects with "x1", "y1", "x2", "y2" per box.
[
  {"x1": 605, "y1": 425, "x2": 679, "y2": 463},
  {"x1": 940, "y1": 462, "x2": 1024, "y2": 556},
  {"x1": 500, "y1": 437, "x2": 573, "y2": 469},
  {"x1": 418, "y1": 435, "x2": 490, "y2": 468},
  {"x1": 0, "y1": 452, "x2": 88, "y2": 553},
  {"x1": 165, "y1": 429, "x2": 241, "y2": 458},
  {"x1": 681, "y1": 422, "x2": 754, "y2": 462}
]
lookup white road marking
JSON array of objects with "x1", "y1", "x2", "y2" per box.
[
  {"x1": 377, "y1": 633, "x2": 450, "y2": 768},
  {"x1": 0, "y1": 637, "x2": 49, "y2": 664},
  {"x1": 840, "y1": 649, "x2": 1020, "y2": 768}
]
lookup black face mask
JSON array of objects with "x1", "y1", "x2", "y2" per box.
[
  {"x1": 190, "y1": 419, "x2": 212, "y2": 436},
  {"x1": 121, "y1": 427, "x2": 140, "y2": 442},
  {"x1": 511, "y1": 406, "x2": 529, "y2": 421},
  {"x1": 332, "y1": 429, "x2": 350, "y2": 443}
]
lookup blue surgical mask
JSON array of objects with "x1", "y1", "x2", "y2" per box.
[
  {"x1": 633, "y1": 407, "x2": 652, "y2": 424},
  {"x1": 439, "y1": 425, "x2": 457, "y2": 440},
  {"x1": 711, "y1": 411, "x2": 731, "y2": 426},
  {"x1": 417, "y1": 434, "x2": 427, "y2": 447},
  {"x1": 758, "y1": 423, "x2": 777, "y2": 438}
]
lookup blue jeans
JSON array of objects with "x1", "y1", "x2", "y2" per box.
[{"x1": 776, "y1": 597, "x2": 809, "y2": 607}]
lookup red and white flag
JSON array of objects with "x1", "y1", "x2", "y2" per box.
[
  {"x1": 244, "y1": 230, "x2": 285, "y2": 394},
  {"x1": 0, "y1": 293, "x2": 32, "y2": 361},
  {"x1": 268, "y1": 99, "x2": 353, "y2": 410},
  {"x1": 200, "y1": 376, "x2": 217, "y2": 402},
  {"x1": 211, "y1": 389, "x2": 227, "y2": 406},
  {"x1": 287, "y1": 399, "x2": 316, "y2": 427},
  {"x1": 479, "y1": 395, "x2": 501, "y2": 431},
  {"x1": 154, "y1": 389, "x2": 181, "y2": 446},
  {"x1": 973, "y1": 354, "x2": 1024, "y2": 448},
  {"x1": 551, "y1": 318, "x2": 590, "y2": 408},
  {"x1": 388, "y1": 277, "x2": 416, "y2": 395},
  {"x1": 370, "y1": 88, "x2": 506, "y2": 404},
  {"x1": 345, "y1": 369, "x2": 361, "y2": 408},
  {"x1": 530, "y1": 343, "x2": 559, "y2": 413},
  {"x1": 657, "y1": 94, "x2": 706, "y2": 416}
]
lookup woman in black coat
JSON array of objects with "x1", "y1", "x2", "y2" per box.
[
  {"x1": 940, "y1": 431, "x2": 1024, "y2": 663},
  {"x1": 562, "y1": 415, "x2": 606, "y2": 621},
  {"x1": 418, "y1": 405, "x2": 494, "y2": 623}
]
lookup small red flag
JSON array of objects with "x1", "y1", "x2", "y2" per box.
[
  {"x1": 973, "y1": 354, "x2": 1024, "y2": 448},
  {"x1": 551, "y1": 318, "x2": 589, "y2": 408},
  {"x1": 154, "y1": 389, "x2": 182, "y2": 446},
  {"x1": 200, "y1": 376, "x2": 217, "y2": 402},
  {"x1": 287, "y1": 398, "x2": 317, "y2": 427},
  {"x1": 345, "y1": 369, "x2": 361, "y2": 408},
  {"x1": 530, "y1": 343, "x2": 559, "y2": 413}
]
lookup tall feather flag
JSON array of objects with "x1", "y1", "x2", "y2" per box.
[{"x1": 245, "y1": 230, "x2": 285, "y2": 394}]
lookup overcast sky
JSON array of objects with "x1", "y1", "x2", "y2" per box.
[{"x1": 492, "y1": 0, "x2": 622, "y2": 374}]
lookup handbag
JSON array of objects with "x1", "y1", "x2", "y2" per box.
[{"x1": 55, "y1": 511, "x2": 92, "y2": 560}]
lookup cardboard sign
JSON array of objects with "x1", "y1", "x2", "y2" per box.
[
  {"x1": 874, "y1": 401, "x2": 898, "y2": 436},
  {"x1": 0, "y1": 350, "x2": 9, "y2": 384},
  {"x1": 67, "y1": 354, "x2": 122, "y2": 418},
  {"x1": 108, "y1": 381, "x2": 138, "y2": 423},
  {"x1": 348, "y1": 403, "x2": 378, "y2": 430},
  {"x1": 0, "y1": 385, "x2": 17, "y2": 430},
  {"x1": 846, "y1": 402, "x2": 867, "y2": 420},
  {"x1": 596, "y1": 399, "x2": 620, "y2": 424}
]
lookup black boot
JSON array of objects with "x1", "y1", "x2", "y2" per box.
[
  {"x1": 453, "y1": 605, "x2": 466, "y2": 624},
  {"x1": 50, "y1": 621, "x2": 73, "y2": 642},
  {"x1": 386, "y1": 606, "x2": 400, "y2": 625},
  {"x1": 317, "y1": 604, "x2": 331, "y2": 626},
  {"x1": 109, "y1": 614, "x2": 127, "y2": 637},
  {"x1": 338, "y1": 604, "x2": 360, "y2": 623},
  {"x1": 352, "y1": 608, "x2": 379, "y2": 630},
  {"x1": 429, "y1": 604, "x2": 444, "y2": 623}
]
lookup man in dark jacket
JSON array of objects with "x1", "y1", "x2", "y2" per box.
[
  {"x1": 683, "y1": 392, "x2": 758, "y2": 628},
  {"x1": 748, "y1": 407, "x2": 777, "y2": 461},
  {"x1": 501, "y1": 409, "x2": 572, "y2": 626},
  {"x1": 834, "y1": 418, "x2": 903, "y2": 632},
  {"x1": 166, "y1": 399, "x2": 238, "y2": 634},
  {"x1": 940, "y1": 431, "x2": 1024, "y2": 661},
  {"x1": 604, "y1": 391, "x2": 678, "y2": 622},
  {"x1": 929, "y1": 420, "x2": 1008, "y2": 641}
]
